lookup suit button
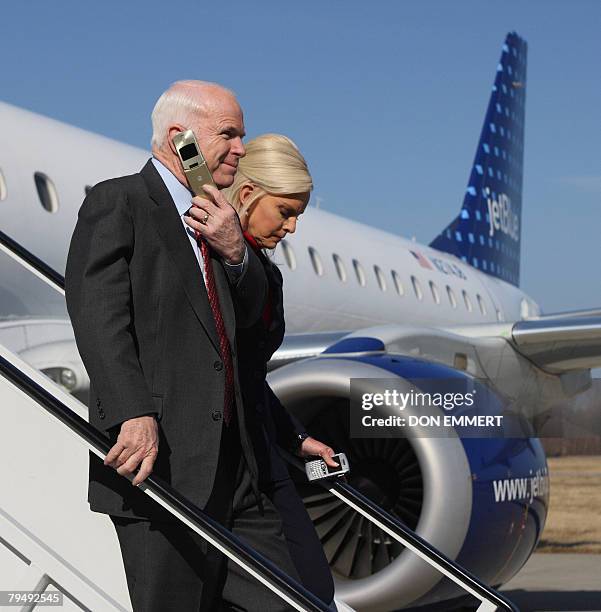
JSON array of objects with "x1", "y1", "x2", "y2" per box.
[
  {"x1": 98, "y1": 409, "x2": 105, "y2": 420},
  {"x1": 96, "y1": 398, "x2": 101, "y2": 407},
  {"x1": 212, "y1": 410, "x2": 222, "y2": 421},
  {"x1": 214, "y1": 360, "x2": 223, "y2": 371}
]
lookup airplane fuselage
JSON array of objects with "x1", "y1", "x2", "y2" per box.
[{"x1": 0, "y1": 101, "x2": 540, "y2": 332}]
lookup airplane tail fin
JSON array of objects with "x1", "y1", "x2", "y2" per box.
[{"x1": 429, "y1": 32, "x2": 527, "y2": 287}]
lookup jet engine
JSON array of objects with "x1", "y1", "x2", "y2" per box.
[{"x1": 268, "y1": 335, "x2": 549, "y2": 611}]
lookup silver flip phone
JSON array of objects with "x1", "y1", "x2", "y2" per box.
[
  {"x1": 173, "y1": 129, "x2": 217, "y2": 196},
  {"x1": 305, "y1": 453, "x2": 350, "y2": 481}
]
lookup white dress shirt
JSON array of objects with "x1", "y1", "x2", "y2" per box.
[{"x1": 151, "y1": 157, "x2": 247, "y2": 287}]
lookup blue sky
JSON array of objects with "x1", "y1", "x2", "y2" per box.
[{"x1": 2, "y1": 0, "x2": 599, "y2": 313}]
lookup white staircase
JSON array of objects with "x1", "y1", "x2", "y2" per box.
[{"x1": 0, "y1": 345, "x2": 132, "y2": 610}]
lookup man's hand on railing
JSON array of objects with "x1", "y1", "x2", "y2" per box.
[{"x1": 104, "y1": 416, "x2": 159, "y2": 486}]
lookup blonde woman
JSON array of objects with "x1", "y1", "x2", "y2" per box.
[{"x1": 219, "y1": 134, "x2": 338, "y2": 610}]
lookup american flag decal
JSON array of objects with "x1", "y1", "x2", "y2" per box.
[{"x1": 410, "y1": 250, "x2": 433, "y2": 270}]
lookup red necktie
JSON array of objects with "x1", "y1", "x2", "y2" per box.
[{"x1": 195, "y1": 232, "x2": 234, "y2": 426}]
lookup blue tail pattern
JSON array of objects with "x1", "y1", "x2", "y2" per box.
[{"x1": 429, "y1": 32, "x2": 527, "y2": 287}]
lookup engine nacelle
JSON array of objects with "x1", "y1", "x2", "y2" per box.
[{"x1": 268, "y1": 338, "x2": 548, "y2": 611}]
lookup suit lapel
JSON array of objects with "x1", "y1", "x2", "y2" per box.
[{"x1": 141, "y1": 160, "x2": 221, "y2": 354}]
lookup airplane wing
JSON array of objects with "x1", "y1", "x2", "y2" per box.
[
  {"x1": 269, "y1": 316, "x2": 601, "y2": 423},
  {"x1": 510, "y1": 315, "x2": 601, "y2": 373},
  {"x1": 532, "y1": 307, "x2": 601, "y2": 320},
  {"x1": 272, "y1": 315, "x2": 601, "y2": 376},
  {"x1": 444, "y1": 315, "x2": 601, "y2": 374}
]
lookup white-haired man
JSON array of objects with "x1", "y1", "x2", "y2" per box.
[{"x1": 65, "y1": 81, "x2": 334, "y2": 610}]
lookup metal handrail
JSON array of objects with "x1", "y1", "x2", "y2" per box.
[
  {"x1": 0, "y1": 351, "x2": 331, "y2": 612},
  {"x1": 0, "y1": 229, "x2": 65, "y2": 294},
  {"x1": 0, "y1": 230, "x2": 337, "y2": 610},
  {"x1": 282, "y1": 451, "x2": 519, "y2": 612},
  {"x1": 0, "y1": 229, "x2": 519, "y2": 611}
]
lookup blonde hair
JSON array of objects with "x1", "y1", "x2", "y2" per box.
[{"x1": 222, "y1": 134, "x2": 313, "y2": 218}]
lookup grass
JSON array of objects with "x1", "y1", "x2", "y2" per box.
[{"x1": 536, "y1": 455, "x2": 601, "y2": 553}]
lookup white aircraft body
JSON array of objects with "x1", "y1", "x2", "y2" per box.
[{"x1": 0, "y1": 101, "x2": 538, "y2": 333}]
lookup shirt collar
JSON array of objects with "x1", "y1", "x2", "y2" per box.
[{"x1": 151, "y1": 157, "x2": 193, "y2": 217}]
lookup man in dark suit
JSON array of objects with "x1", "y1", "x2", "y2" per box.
[{"x1": 65, "y1": 81, "x2": 300, "y2": 610}]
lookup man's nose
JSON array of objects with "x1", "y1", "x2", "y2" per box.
[{"x1": 232, "y1": 137, "x2": 245, "y2": 157}]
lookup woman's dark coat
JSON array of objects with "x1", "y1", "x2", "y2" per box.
[{"x1": 237, "y1": 242, "x2": 307, "y2": 483}]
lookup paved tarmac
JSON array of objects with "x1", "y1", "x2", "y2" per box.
[{"x1": 500, "y1": 554, "x2": 601, "y2": 612}]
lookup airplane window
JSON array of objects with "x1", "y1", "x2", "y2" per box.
[
  {"x1": 462, "y1": 289, "x2": 473, "y2": 312},
  {"x1": 391, "y1": 270, "x2": 404, "y2": 296},
  {"x1": 85, "y1": 185, "x2": 93, "y2": 196},
  {"x1": 308, "y1": 247, "x2": 324, "y2": 276},
  {"x1": 34, "y1": 172, "x2": 59, "y2": 213},
  {"x1": 352, "y1": 259, "x2": 366, "y2": 287},
  {"x1": 332, "y1": 254, "x2": 347, "y2": 282},
  {"x1": 0, "y1": 168, "x2": 6, "y2": 200},
  {"x1": 446, "y1": 285, "x2": 457, "y2": 308},
  {"x1": 374, "y1": 266, "x2": 386, "y2": 291},
  {"x1": 429, "y1": 280, "x2": 440, "y2": 304},
  {"x1": 411, "y1": 275, "x2": 422, "y2": 300},
  {"x1": 280, "y1": 240, "x2": 296, "y2": 270},
  {"x1": 477, "y1": 294, "x2": 487, "y2": 315}
]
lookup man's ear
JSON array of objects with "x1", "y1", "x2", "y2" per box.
[
  {"x1": 167, "y1": 125, "x2": 185, "y2": 155},
  {"x1": 239, "y1": 182, "x2": 255, "y2": 205}
]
